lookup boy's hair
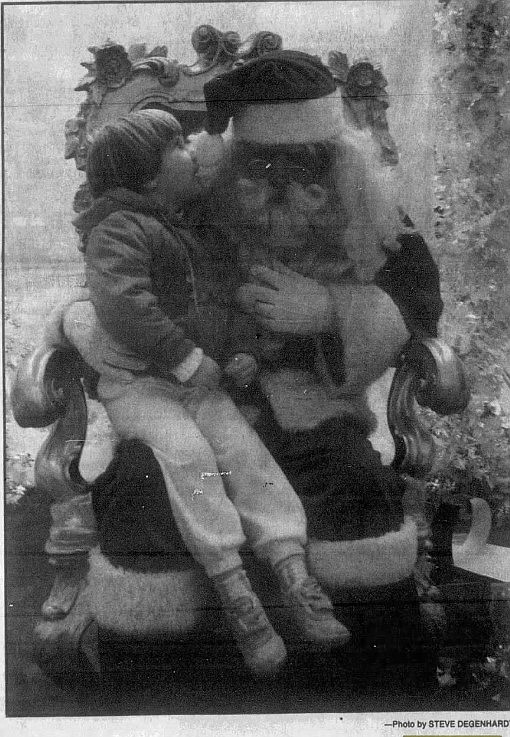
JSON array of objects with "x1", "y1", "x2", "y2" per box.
[{"x1": 87, "y1": 109, "x2": 183, "y2": 198}]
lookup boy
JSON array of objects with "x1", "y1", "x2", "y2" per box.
[{"x1": 68, "y1": 109, "x2": 349, "y2": 677}]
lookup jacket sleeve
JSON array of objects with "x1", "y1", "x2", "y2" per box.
[
  {"x1": 85, "y1": 212, "x2": 196, "y2": 370},
  {"x1": 375, "y1": 231, "x2": 443, "y2": 338},
  {"x1": 320, "y1": 230, "x2": 442, "y2": 392}
]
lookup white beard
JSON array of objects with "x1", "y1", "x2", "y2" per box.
[{"x1": 234, "y1": 177, "x2": 330, "y2": 262}]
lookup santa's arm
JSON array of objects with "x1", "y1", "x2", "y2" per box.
[
  {"x1": 237, "y1": 233, "x2": 442, "y2": 391},
  {"x1": 374, "y1": 231, "x2": 443, "y2": 339},
  {"x1": 324, "y1": 284, "x2": 410, "y2": 393},
  {"x1": 325, "y1": 231, "x2": 443, "y2": 392}
]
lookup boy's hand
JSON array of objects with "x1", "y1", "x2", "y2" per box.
[
  {"x1": 224, "y1": 353, "x2": 258, "y2": 387},
  {"x1": 187, "y1": 355, "x2": 222, "y2": 390}
]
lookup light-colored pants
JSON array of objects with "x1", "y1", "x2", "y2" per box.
[{"x1": 98, "y1": 374, "x2": 307, "y2": 577}]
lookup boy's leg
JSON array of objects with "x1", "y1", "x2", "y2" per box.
[
  {"x1": 98, "y1": 375, "x2": 246, "y2": 578},
  {"x1": 193, "y1": 390, "x2": 308, "y2": 562},
  {"x1": 194, "y1": 391, "x2": 350, "y2": 647},
  {"x1": 98, "y1": 375, "x2": 287, "y2": 675}
]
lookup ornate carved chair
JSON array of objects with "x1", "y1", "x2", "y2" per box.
[{"x1": 11, "y1": 26, "x2": 472, "y2": 682}]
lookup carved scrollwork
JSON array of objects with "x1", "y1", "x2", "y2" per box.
[
  {"x1": 127, "y1": 43, "x2": 168, "y2": 62},
  {"x1": 185, "y1": 26, "x2": 282, "y2": 73},
  {"x1": 345, "y1": 59, "x2": 388, "y2": 98},
  {"x1": 73, "y1": 182, "x2": 93, "y2": 220},
  {"x1": 11, "y1": 345, "x2": 89, "y2": 499},
  {"x1": 328, "y1": 53, "x2": 399, "y2": 166},
  {"x1": 132, "y1": 56, "x2": 180, "y2": 87},
  {"x1": 388, "y1": 338, "x2": 470, "y2": 476},
  {"x1": 11, "y1": 345, "x2": 82, "y2": 428},
  {"x1": 64, "y1": 116, "x2": 90, "y2": 171},
  {"x1": 64, "y1": 118, "x2": 84, "y2": 160},
  {"x1": 184, "y1": 25, "x2": 241, "y2": 75},
  {"x1": 33, "y1": 373, "x2": 88, "y2": 500},
  {"x1": 75, "y1": 40, "x2": 132, "y2": 93},
  {"x1": 327, "y1": 50, "x2": 350, "y2": 84},
  {"x1": 34, "y1": 589, "x2": 100, "y2": 680},
  {"x1": 88, "y1": 40, "x2": 132, "y2": 88},
  {"x1": 237, "y1": 31, "x2": 283, "y2": 61}
]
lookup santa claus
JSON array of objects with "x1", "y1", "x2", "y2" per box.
[{"x1": 191, "y1": 50, "x2": 443, "y2": 557}]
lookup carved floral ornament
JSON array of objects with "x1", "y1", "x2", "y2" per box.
[
  {"x1": 186, "y1": 26, "x2": 283, "y2": 72},
  {"x1": 74, "y1": 27, "x2": 284, "y2": 92},
  {"x1": 328, "y1": 52, "x2": 389, "y2": 100},
  {"x1": 65, "y1": 27, "x2": 284, "y2": 171}
]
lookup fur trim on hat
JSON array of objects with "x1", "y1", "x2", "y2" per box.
[
  {"x1": 307, "y1": 516, "x2": 418, "y2": 590},
  {"x1": 233, "y1": 94, "x2": 341, "y2": 145}
]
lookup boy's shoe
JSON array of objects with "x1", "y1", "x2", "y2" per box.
[
  {"x1": 275, "y1": 555, "x2": 350, "y2": 647},
  {"x1": 224, "y1": 593, "x2": 287, "y2": 677},
  {"x1": 214, "y1": 568, "x2": 287, "y2": 677},
  {"x1": 282, "y1": 575, "x2": 351, "y2": 646}
]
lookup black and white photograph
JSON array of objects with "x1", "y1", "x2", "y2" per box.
[{"x1": 3, "y1": 1, "x2": 510, "y2": 733}]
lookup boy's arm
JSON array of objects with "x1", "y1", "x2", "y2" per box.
[{"x1": 85, "y1": 212, "x2": 198, "y2": 373}]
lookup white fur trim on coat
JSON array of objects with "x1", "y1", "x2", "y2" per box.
[
  {"x1": 307, "y1": 516, "x2": 417, "y2": 590},
  {"x1": 87, "y1": 518, "x2": 417, "y2": 636},
  {"x1": 87, "y1": 547, "x2": 217, "y2": 636},
  {"x1": 259, "y1": 368, "x2": 376, "y2": 431},
  {"x1": 328, "y1": 284, "x2": 410, "y2": 394}
]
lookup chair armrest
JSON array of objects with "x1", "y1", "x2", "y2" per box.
[
  {"x1": 11, "y1": 344, "x2": 84, "y2": 427},
  {"x1": 11, "y1": 344, "x2": 88, "y2": 499},
  {"x1": 388, "y1": 338, "x2": 470, "y2": 477}
]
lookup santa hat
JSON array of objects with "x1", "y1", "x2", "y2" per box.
[{"x1": 203, "y1": 50, "x2": 339, "y2": 145}]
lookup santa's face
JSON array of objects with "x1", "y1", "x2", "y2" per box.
[{"x1": 230, "y1": 141, "x2": 337, "y2": 259}]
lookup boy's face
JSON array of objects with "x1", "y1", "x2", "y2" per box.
[{"x1": 150, "y1": 137, "x2": 202, "y2": 210}]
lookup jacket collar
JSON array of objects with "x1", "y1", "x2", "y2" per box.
[{"x1": 73, "y1": 188, "x2": 185, "y2": 240}]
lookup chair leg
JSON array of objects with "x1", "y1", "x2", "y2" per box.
[
  {"x1": 34, "y1": 581, "x2": 100, "y2": 682},
  {"x1": 402, "y1": 474, "x2": 448, "y2": 643},
  {"x1": 414, "y1": 551, "x2": 448, "y2": 644},
  {"x1": 41, "y1": 553, "x2": 89, "y2": 620}
]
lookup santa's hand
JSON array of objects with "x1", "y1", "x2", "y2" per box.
[
  {"x1": 238, "y1": 263, "x2": 334, "y2": 335},
  {"x1": 224, "y1": 353, "x2": 258, "y2": 387}
]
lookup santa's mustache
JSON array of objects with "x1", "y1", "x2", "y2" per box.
[
  {"x1": 234, "y1": 177, "x2": 329, "y2": 229},
  {"x1": 232, "y1": 176, "x2": 393, "y2": 283}
]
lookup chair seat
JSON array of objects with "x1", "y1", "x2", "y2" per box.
[{"x1": 367, "y1": 367, "x2": 396, "y2": 466}]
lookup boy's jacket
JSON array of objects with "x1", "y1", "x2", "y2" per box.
[{"x1": 75, "y1": 188, "x2": 254, "y2": 374}]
